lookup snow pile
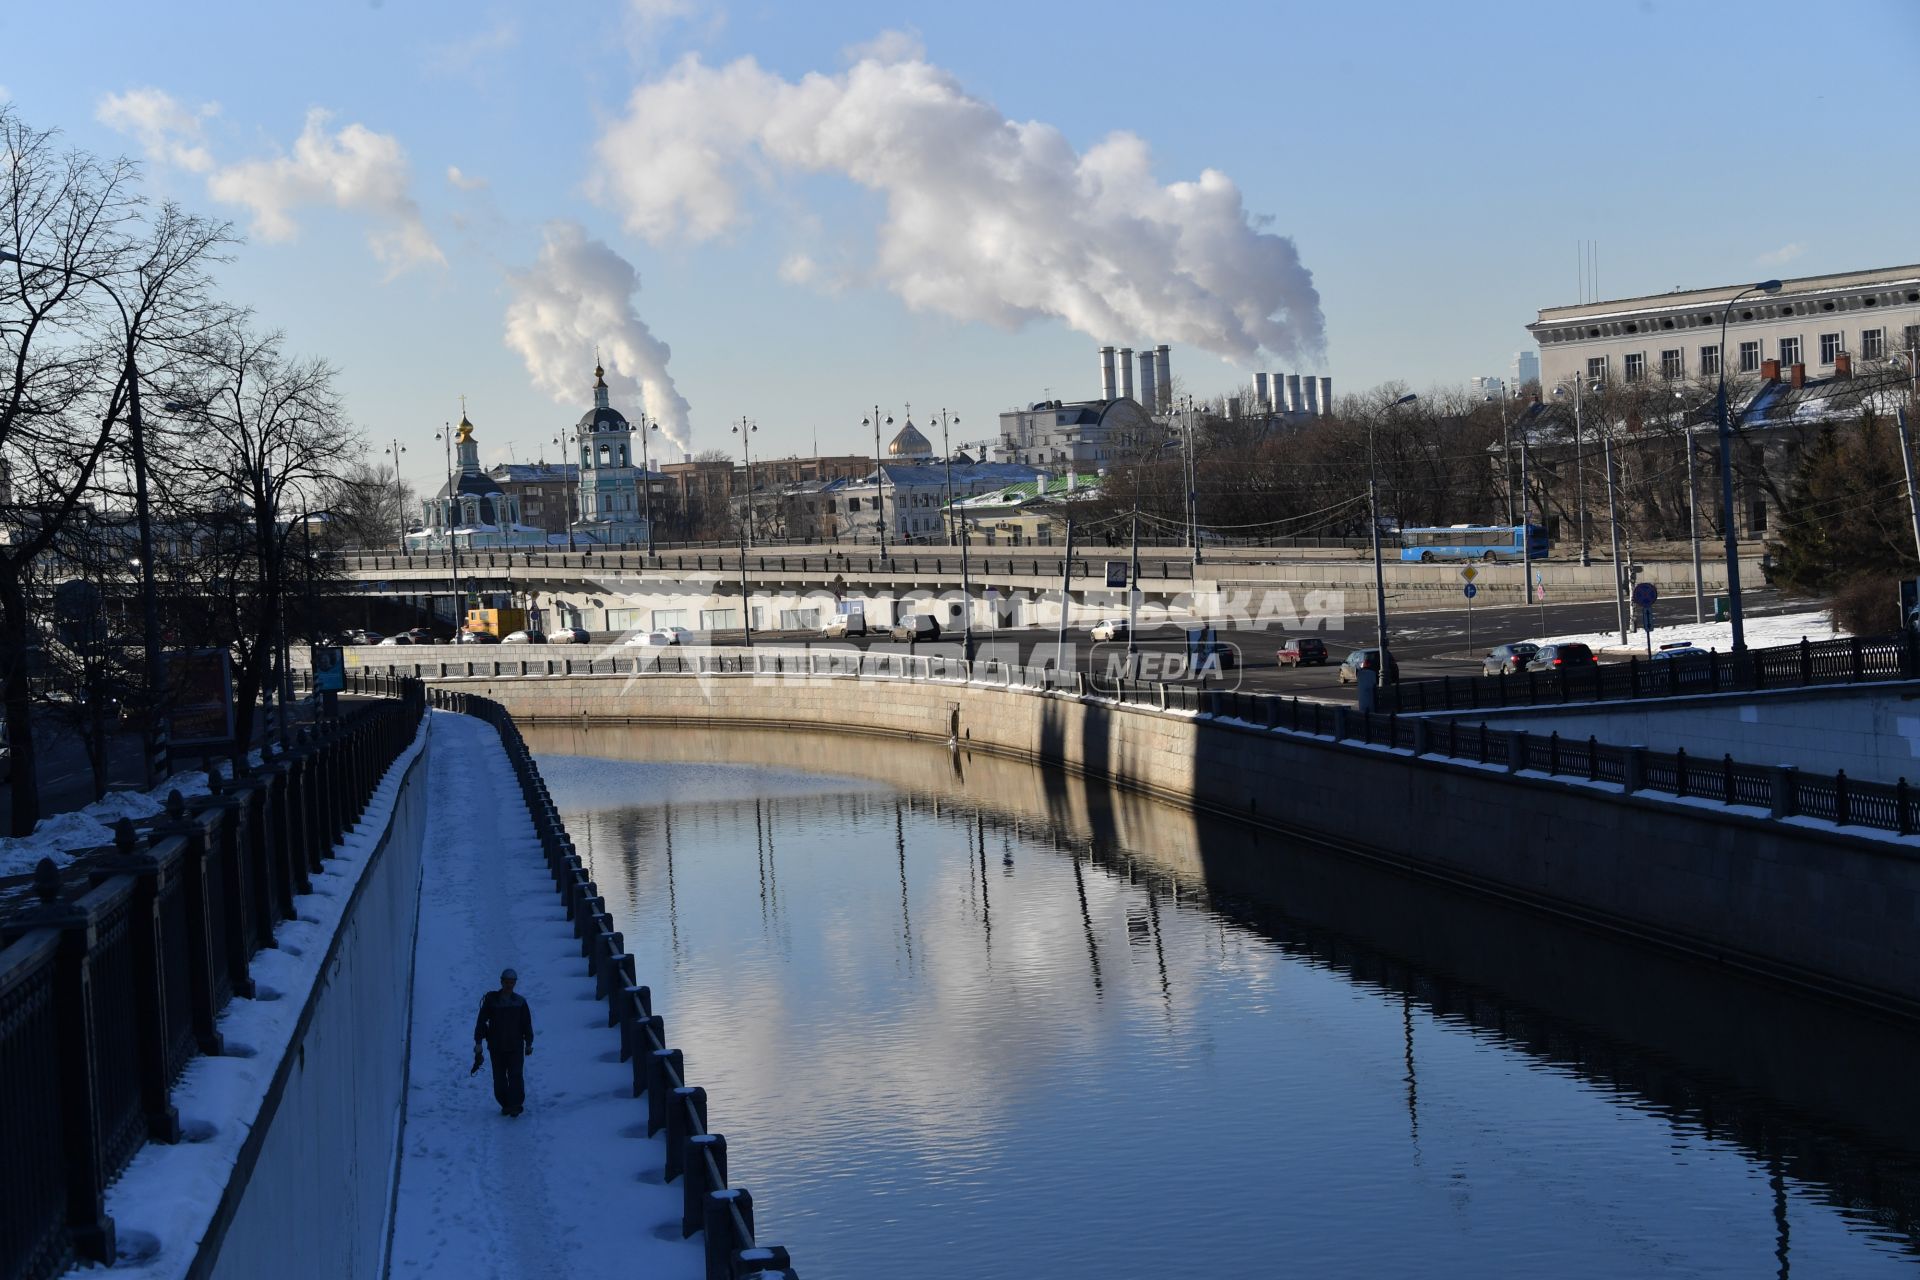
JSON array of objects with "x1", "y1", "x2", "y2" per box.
[
  {"x1": 0, "y1": 765, "x2": 228, "y2": 878},
  {"x1": 1530, "y1": 609, "x2": 1843, "y2": 656},
  {"x1": 86, "y1": 721, "x2": 428, "y2": 1277}
]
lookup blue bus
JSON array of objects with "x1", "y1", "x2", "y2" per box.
[{"x1": 1398, "y1": 524, "x2": 1549, "y2": 563}]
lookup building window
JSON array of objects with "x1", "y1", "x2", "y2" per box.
[
  {"x1": 651, "y1": 609, "x2": 689, "y2": 629},
  {"x1": 1586, "y1": 356, "x2": 1608, "y2": 383},
  {"x1": 1660, "y1": 349, "x2": 1684, "y2": 379},
  {"x1": 1906, "y1": 325, "x2": 1920, "y2": 356},
  {"x1": 1739, "y1": 341, "x2": 1761, "y2": 372},
  {"x1": 1749, "y1": 498, "x2": 1767, "y2": 533},
  {"x1": 779, "y1": 607, "x2": 821, "y2": 630},
  {"x1": 1779, "y1": 336, "x2": 1802, "y2": 366},
  {"x1": 1700, "y1": 344, "x2": 1721, "y2": 377},
  {"x1": 848, "y1": 497, "x2": 861, "y2": 512},
  {"x1": 1863, "y1": 328, "x2": 1886, "y2": 360},
  {"x1": 1623, "y1": 353, "x2": 1645, "y2": 383},
  {"x1": 1819, "y1": 333, "x2": 1842, "y2": 364},
  {"x1": 700, "y1": 608, "x2": 736, "y2": 631}
]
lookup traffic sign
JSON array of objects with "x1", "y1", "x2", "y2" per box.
[
  {"x1": 1459, "y1": 566, "x2": 1478, "y2": 583},
  {"x1": 1639, "y1": 604, "x2": 1655, "y2": 632},
  {"x1": 1463, "y1": 583, "x2": 1478, "y2": 599},
  {"x1": 1631, "y1": 581, "x2": 1659, "y2": 608}
]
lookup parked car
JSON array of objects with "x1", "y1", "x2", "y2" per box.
[
  {"x1": 501, "y1": 630, "x2": 547, "y2": 644},
  {"x1": 891, "y1": 614, "x2": 942, "y2": 642},
  {"x1": 1482, "y1": 641, "x2": 1541, "y2": 676},
  {"x1": 342, "y1": 628, "x2": 384, "y2": 645},
  {"x1": 1526, "y1": 642, "x2": 1595, "y2": 672},
  {"x1": 548, "y1": 627, "x2": 591, "y2": 644},
  {"x1": 404, "y1": 627, "x2": 436, "y2": 644},
  {"x1": 624, "y1": 630, "x2": 680, "y2": 647},
  {"x1": 1275, "y1": 637, "x2": 1328, "y2": 666},
  {"x1": 1090, "y1": 618, "x2": 1129, "y2": 642},
  {"x1": 1337, "y1": 648, "x2": 1399, "y2": 684},
  {"x1": 376, "y1": 634, "x2": 415, "y2": 646},
  {"x1": 822, "y1": 613, "x2": 867, "y2": 638},
  {"x1": 455, "y1": 630, "x2": 502, "y2": 645},
  {"x1": 1650, "y1": 642, "x2": 1715, "y2": 687}
]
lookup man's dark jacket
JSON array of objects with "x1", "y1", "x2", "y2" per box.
[{"x1": 474, "y1": 989, "x2": 534, "y2": 1054}]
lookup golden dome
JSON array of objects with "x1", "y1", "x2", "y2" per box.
[{"x1": 455, "y1": 413, "x2": 475, "y2": 444}]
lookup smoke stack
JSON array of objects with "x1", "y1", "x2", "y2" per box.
[
  {"x1": 1099, "y1": 346, "x2": 1117, "y2": 400},
  {"x1": 1790, "y1": 361, "x2": 1806, "y2": 389},
  {"x1": 1835, "y1": 352, "x2": 1852, "y2": 379},
  {"x1": 1118, "y1": 347, "x2": 1135, "y2": 402},
  {"x1": 1226, "y1": 396, "x2": 1241, "y2": 419},
  {"x1": 1254, "y1": 372, "x2": 1270, "y2": 409},
  {"x1": 1303, "y1": 378, "x2": 1321, "y2": 416},
  {"x1": 1154, "y1": 345, "x2": 1171, "y2": 413},
  {"x1": 1761, "y1": 358, "x2": 1781, "y2": 382},
  {"x1": 1319, "y1": 376, "x2": 1334, "y2": 417},
  {"x1": 1137, "y1": 351, "x2": 1157, "y2": 416},
  {"x1": 1286, "y1": 374, "x2": 1304, "y2": 413}
]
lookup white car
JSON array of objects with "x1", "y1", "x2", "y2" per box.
[
  {"x1": 1090, "y1": 618, "x2": 1130, "y2": 642},
  {"x1": 623, "y1": 630, "x2": 680, "y2": 647}
]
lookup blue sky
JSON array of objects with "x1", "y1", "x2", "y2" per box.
[{"x1": 5, "y1": 0, "x2": 1917, "y2": 495}]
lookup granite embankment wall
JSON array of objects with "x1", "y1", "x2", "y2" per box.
[{"x1": 454, "y1": 673, "x2": 1920, "y2": 1017}]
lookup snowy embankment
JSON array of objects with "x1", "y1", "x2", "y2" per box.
[
  {"x1": 0, "y1": 753, "x2": 262, "y2": 878},
  {"x1": 81, "y1": 724, "x2": 428, "y2": 1277},
  {"x1": 1529, "y1": 609, "x2": 1844, "y2": 656},
  {"x1": 386, "y1": 711, "x2": 704, "y2": 1277}
]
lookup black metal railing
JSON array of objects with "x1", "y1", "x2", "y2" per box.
[
  {"x1": 0, "y1": 682, "x2": 426, "y2": 1280},
  {"x1": 421, "y1": 683, "x2": 798, "y2": 1280},
  {"x1": 1381, "y1": 633, "x2": 1920, "y2": 713}
]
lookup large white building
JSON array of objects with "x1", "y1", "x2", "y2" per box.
[{"x1": 1528, "y1": 263, "x2": 1920, "y2": 391}]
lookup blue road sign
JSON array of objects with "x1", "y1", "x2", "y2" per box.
[
  {"x1": 1631, "y1": 581, "x2": 1659, "y2": 608},
  {"x1": 1463, "y1": 583, "x2": 1478, "y2": 600}
]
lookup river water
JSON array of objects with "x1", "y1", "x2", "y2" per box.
[{"x1": 526, "y1": 723, "x2": 1920, "y2": 1279}]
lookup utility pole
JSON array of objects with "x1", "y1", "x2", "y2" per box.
[
  {"x1": 1679, "y1": 394, "x2": 1705, "y2": 623},
  {"x1": 640, "y1": 412, "x2": 657, "y2": 557},
  {"x1": 935, "y1": 409, "x2": 972, "y2": 661},
  {"x1": 1899, "y1": 406, "x2": 1920, "y2": 566},
  {"x1": 738, "y1": 517, "x2": 753, "y2": 648},
  {"x1": 863, "y1": 406, "x2": 892, "y2": 556},
  {"x1": 1057, "y1": 514, "x2": 1075, "y2": 673},
  {"x1": 439, "y1": 421, "x2": 465, "y2": 634},
  {"x1": 385, "y1": 439, "x2": 408, "y2": 550},
  {"x1": 1372, "y1": 394, "x2": 1416, "y2": 675},
  {"x1": 1605, "y1": 433, "x2": 1626, "y2": 646},
  {"x1": 1126, "y1": 507, "x2": 1141, "y2": 674}
]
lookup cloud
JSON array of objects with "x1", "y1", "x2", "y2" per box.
[
  {"x1": 96, "y1": 88, "x2": 219, "y2": 173},
  {"x1": 1757, "y1": 242, "x2": 1805, "y2": 267},
  {"x1": 503, "y1": 220, "x2": 694, "y2": 453},
  {"x1": 591, "y1": 39, "x2": 1325, "y2": 365},
  {"x1": 446, "y1": 165, "x2": 488, "y2": 191},
  {"x1": 206, "y1": 108, "x2": 444, "y2": 274}
]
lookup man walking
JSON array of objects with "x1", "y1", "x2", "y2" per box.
[{"x1": 474, "y1": 968, "x2": 535, "y2": 1116}]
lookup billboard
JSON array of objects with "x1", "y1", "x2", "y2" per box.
[{"x1": 166, "y1": 649, "x2": 236, "y2": 748}]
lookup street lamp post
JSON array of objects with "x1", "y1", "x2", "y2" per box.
[
  {"x1": 732, "y1": 418, "x2": 758, "y2": 549},
  {"x1": 1372, "y1": 394, "x2": 1418, "y2": 684},
  {"x1": 1714, "y1": 279, "x2": 1783, "y2": 651},
  {"x1": 934, "y1": 408, "x2": 971, "y2": 659},
  {"x1": 437, "y1": 422, "x2": 466, "y2": 632},
  {"x1": 1552, "y1": 378, "x2": 1595, "y2": 566},
  {"x1": 638, "y1": 412, "x2": 658, "y2": 557},
  {"x1": 1676, "y1": 391, "x2": 1705, "y2": 624},
  {"x1": 384, "y1": 439, "x2": 407, "y2": 550},
  {"x1": 1486, "y1": 389, "x2": 1514, "y2": 526},
  {"x1": 550, "y1": 433, "x2": 579, "y2": 551},
  {"x1": 861, "y1": 408, "x2": 893, "y2": 555}
]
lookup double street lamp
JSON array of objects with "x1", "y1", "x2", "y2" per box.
[
  {"x1": 1714, "y1": 279, "x2": 1783, "y2": 651},
  {"x1": 1370, "y1": 394, "x2": 1418, "y2": 689},
  {"x1": 861, "y1": 408, "x2": 894, "y2": 555},
  {"x1": 384, "y1": 439, "x2": 408, "y2": 550},
  {"x1": 1551, "y1": 378, "x2": 1598, "y2": 566},
  {"x1": 732, "y1": 418, "x2": 758, "y2": 548},
  {"x1": 932, "y1": 408, "x2": 972, "y2": 660}
]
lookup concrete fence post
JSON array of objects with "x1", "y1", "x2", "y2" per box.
[
  {"x1": 1411, "y1": 720, "x2": 1429, "y2": 756},
  {"x1": 1507, "y1": 731, "x2": 1528, "y2": 773},
  {"x1": 1770, "y1": 765, "x2": 1798, "y2": 818},
  {"x1": 1331, "y1": 707, "x2": 1348, "y2": 742},
  {"x1": 1623, "y1": 746, "x2": 1647, "y2": 794}
]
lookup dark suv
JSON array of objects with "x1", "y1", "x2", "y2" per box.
[
  {"x1": 1276, "y1": 637, "x2": 1328, "y2": 666},
  {"x1": 1526, "y1": 642, "x2": 1595, "y2": 672},
  {"x1": 1482, "y1": 641, "x2": 1540, "y2": 676}
]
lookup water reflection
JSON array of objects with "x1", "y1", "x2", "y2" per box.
[{"x1": 527, "y1": 723, "x2": 1920, "y2": 1279}]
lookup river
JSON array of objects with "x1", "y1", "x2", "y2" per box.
[{"x1": 526, "y1": 722, "x2": 1920, "y2": 1278}]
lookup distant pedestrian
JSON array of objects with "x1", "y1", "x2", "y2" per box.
[{"x1": 474, "y1": 968, "x2": 535, "y2": 1116}]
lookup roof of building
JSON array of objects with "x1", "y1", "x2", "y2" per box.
[
  {"x1": 951, "y1": 474, "x2": 1103, "y2": 511},
  {"x1": 861, "y1": 461, "x2": 1045, "y2": 488},
  {"x1": 887, "y1": 419, "x2": 933, "y2": 456},
  {"x1": 1534, "y1": 263, "x2": 1920, "y2": 327},
  {"x1": 489, "y1": 462, "x2": 579, "y2": 482}
]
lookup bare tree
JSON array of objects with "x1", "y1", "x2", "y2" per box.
[
  {"x1": 158, "y1": 326, "x2": 360, "y2": 765},
  {"x1": 323, "y1": 459, "x2": 416, "y2": 550},
  {"x1": 0, "y1": 107, "x2": 229, "y2": 833}
]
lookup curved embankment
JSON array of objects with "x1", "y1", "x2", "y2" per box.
[{"x1": 445, "y1": 671, "x2": 1920, "y2": 1020}]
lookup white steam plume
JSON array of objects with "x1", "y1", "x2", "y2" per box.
[
  {"x1": 504, "y1": 221, "x2": 693, "y2": 452},
  {"x1": 592, "y1": 42, "x2": 1324, "y2": 364}
]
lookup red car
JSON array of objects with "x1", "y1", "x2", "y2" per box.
[{"x1": 1275, "y1": 637, "x2": 1329, "y2": 666}]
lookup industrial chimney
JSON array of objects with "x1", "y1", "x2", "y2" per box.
[
  {"x1": 1318, "y1": 376, "x2": 1334, "y2": 417},
  {"x1": 1254, "y1": 372, "x2": 1271, "y2": 410},
  {"x1": 1137, "y1": 351, "x2": 1157, "y2": 416},
  {"x1": 1303, "y1": 378, "x2": 1321, "y2": 416},
  {"x1": 1154, "y1": 345, "x2": 1171, "y2": 412},
  {"x1": 1099, "y1": 346, "x2": 1118, "y2": 401},
  {"x1": 1118, "y1": 347, "x2": 1135, "y2": 402},
  {"x1": 1286, "y1": 374, "x2": 1304, "y2": 414}
]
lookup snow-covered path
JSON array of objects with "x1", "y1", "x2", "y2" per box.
[{"x1": 387, "y1": 712, "x2": 702, "y2": 1278}]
